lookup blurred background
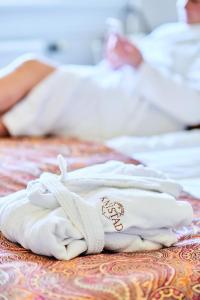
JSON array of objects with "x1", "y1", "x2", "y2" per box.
[{"x1": 0, "y1": 0, "x2": 178, "y2": 67}]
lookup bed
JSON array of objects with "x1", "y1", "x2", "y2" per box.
[{"x1": 0, "y1": 136, "x2": 199, "y2": 300}]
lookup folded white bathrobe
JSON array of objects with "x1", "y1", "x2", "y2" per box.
[{"x1": 0, "y1": 157, "x2": 193, "y2": 260}]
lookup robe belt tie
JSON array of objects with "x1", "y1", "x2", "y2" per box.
[{"x1": 27, "y1": 155, "x2": 105, "y2": 255}]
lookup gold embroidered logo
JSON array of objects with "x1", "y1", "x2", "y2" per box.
[{"x1": 101, "y1": 197, "x2": 124, "y2": 232}]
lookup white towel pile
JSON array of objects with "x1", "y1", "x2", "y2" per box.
[{"x1": 0, "y1": 156, "x2": 193, "y2": 260}]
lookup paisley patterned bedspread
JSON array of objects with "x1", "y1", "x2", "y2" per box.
[{"x1": 0, "y1": 137, "x2": 199, "y2": 300}]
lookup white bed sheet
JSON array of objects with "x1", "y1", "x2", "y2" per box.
[{"x1": 106, "y1": 130, "x2": 200, "y2": 198}]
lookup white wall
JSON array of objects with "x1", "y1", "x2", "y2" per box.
[
  {"x1": 140, "y1": 0, "x2": 177, "y2": 30},
  {"x1": 0, "y1": 0, "x2": 178, "y2": 66},
  {"x1": 0, "y1": 0, "x2": 127, "y2": 66}
]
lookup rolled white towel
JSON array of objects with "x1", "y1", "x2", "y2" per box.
[{"x1": 0, "y1": 156, "x2": 193, "y2": 260}]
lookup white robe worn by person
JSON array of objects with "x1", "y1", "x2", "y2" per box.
[
  {"x1": 2, "y1": 23, "x2": 200, "y2": 140},
  {"x1": 0, "y1": 157, "x2": 193, "y2": 260}
]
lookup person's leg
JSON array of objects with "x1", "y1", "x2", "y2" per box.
[
  {"x1": 0, "y1": 55, "x2": 57, "y2": 136},
  {"x1": 0, "y1": 119, "x2": 8, "y2": 136},
  {"x1": 0, "y1": 55, "x2": 57, "y2": 115}
]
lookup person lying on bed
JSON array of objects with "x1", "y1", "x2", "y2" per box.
[{"x1": 0, "y1": 0, "x2": 199, "y2": 141}]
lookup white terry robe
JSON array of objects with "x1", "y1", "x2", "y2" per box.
[
  {"x1": 2, "y1": 23, "x2": 200, "y2": 141},
  {"x1": 0, "y1": 157, "x2": 193, "y2": 260}
]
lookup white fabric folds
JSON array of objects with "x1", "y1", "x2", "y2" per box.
[{"x1": 0, "y1": 156, "x2": 193, "y2": 260}]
